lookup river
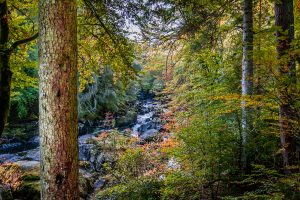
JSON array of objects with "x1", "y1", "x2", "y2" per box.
[{"x1": 0, "y1": 98, "x2": 164, "y2": 167}]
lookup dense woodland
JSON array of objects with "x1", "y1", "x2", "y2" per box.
[{"x1": 0, "y1": 0, "x2": 300, "y2": 199}]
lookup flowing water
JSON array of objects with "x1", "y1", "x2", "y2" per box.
[{"x1": 0, "y1": 99, "x2": 163, "y2": 166}]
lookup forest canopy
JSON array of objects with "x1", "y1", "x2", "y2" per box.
[{"x1": 0, "y1": 0, "x2": 299, "y2": 200}]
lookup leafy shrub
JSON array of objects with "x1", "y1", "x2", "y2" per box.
[
  {"x1": 10, "y1": 87, "x2": 38, "y2": 119},
  {"x1": 104, "y1": 147, "x2": 152, "y2": 183},
  {"x1": 95, "y1": 177, "x2": 163, "y2": 200},
  {"x1": 225, "y1": 165, "x2": 300, "y2": 200},
  {"x1": 162, "y1": 171, "x2": 204, "y2": 200}
]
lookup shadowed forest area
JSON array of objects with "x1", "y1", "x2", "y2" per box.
[{"x1": 0, "y1": 0, "x2": 300, "y2": 199}]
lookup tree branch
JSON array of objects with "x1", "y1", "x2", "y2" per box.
[{"x1": 9, "y1": 32, "x2": 38, "y2": 52}]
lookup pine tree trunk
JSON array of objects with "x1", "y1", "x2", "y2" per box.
[
  {"x1": 241, "y1": 0, "x2": 253, "y2": 172},
  {"x1": 0, "y1": 1, "x2": 11, "y2": 137},
  {"x1": 274, "y1": 0, "x2": 297, "y2": 169},
  {"x1": 39, "y1": 0, "x2": 79, "y2": 199}
]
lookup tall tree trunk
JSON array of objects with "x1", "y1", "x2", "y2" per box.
[
  {"x1": 39, "y1": 0, "x2": 79, "y2": 199},
  {"x1": 0, "y1": 1, "x2": 11, "y2": 137},
  {"x1": 241, "y1": 0, "x2": 254, "y2": 172},
  {"x1": 275, "y1": 0, "x2": 298, "y2": 169}
]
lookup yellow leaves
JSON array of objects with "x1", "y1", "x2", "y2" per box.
[
  {"x1": 0, "y1": 163, "x2": 24, "y2": 190},
  {"x1": 77, "y1": 27, "x2": 135, "y2": 91},
  {"x1": 209, "y1": 94, "x2": 278, "y2": 114},
  {"x1": 160, "y1": 138, "x2": 179, "y2": 153},
  {"x1": 210, "y1": 93, "x2": 240, "y2": 101}
]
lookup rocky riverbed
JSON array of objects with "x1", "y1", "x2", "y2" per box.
[{"x1": 0, "y1": 98, "x2": 167, "y2": 200}]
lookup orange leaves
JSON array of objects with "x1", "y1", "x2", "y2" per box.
[
  {"x1": 161, "y1": 110, "x2": 180, "y2": 133},
  {"x1": 297, "y1": 0, "x2": 300, "y2": 10},
  {"x1": 96, "y1": 131, "x2": 109, "y2": 141},
  {"x1": 143, "y1": 164, "x2": 165, "y2": 177},
  {"x1": 160, "y1": 138, "x2": 178, "y2": 150}
]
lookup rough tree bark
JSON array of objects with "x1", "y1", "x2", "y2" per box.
[
  {"x1": 274, "y1": 0, "x2": 298, "y2": 169},
  {"x1": 0, "y1": 1, "x2": 38, "y2": 137},
  {"x1": 0, "y1": 1, "x2": 11, "y2": 137},
  {"x1": 241, "y1": 0, "x2": 253, "y2": 172},
  {"x1": 39, "y1": 0, "x2": 79, "y2": 199}
]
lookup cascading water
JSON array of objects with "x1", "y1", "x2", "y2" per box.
[
  {"x1": 131, "y1": 100, "x2": 162, "y2": 138},
  {"x1": 0, "y1": 99, "x2": 163, "y2": 166}
]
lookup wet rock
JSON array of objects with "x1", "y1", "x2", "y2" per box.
[
  {"x1": 139, "y1": 122, "x2": 153, "y2": 133},
  {"x1": 79, "y1": 170, "x2": 94, "y2": 199},
  {"x1": 79, "y1": 134, "x2": 97, "y2": 144},
  {"x1": 28, "y1": 136, "x2": 39, "y2": 145},
  {"x1": 0, "y1": 142, "x2": 23, "y2": 153},
  {"x1": 23, "y1": 148, "x2": 40, "y2": 161},
  {"x1": 167, "y1": 157, "x2": 180, "y2": 170},
  {"x1": 94, "y1": 178, "x2": 106, "y2": 190},
  {"x1": 15, "y1": 160, "x2": 40, "y2": 170},
  {"x1": 140, "y1": 129, "x2": 159, "y2": 141},
  {"x1": 0, "y1": 154, "x2": 23, "y2": 164},
  {"x1": 79, "y1": 134, "x2": 115, "y2": 172},
  {"x1": 79, "y1": 143, "x2": 94, "y2": 162}
]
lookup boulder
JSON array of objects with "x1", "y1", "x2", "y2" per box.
[
  {"x1": 94, "y1": 177, "x2": 106, "y2": 190},
  {"x1": 79, "y1": 169, "x2": 94, "y2": 199},
  {"x1": 0, "y1": 162, "x2": 40, "y2": 200},
  {"x1": 23, "y1": 148, "x2": 40, "y2": 161},
  {"x1": 140, "y1": 129, "x2": 159, "y2": 141},
  {"x1": 0, "y1": 154, "x2": 23, "y2": 164}
]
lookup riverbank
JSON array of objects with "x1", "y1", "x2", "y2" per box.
[{"x1": 0, "y1": 97, "x2": 169, "y2": 199}]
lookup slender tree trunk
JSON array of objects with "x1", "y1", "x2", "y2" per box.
[
  {"x1": 275, "y1": 0, "x2": 298, "y2": 169},
  {"x1": 0, "y1": 1, "x2": 38, "y2": 137},
  {"x1": 241, "y1": 0, "x2": 253, "y2": 172},
  {"x1": 39, "y1": 0, "x2": 79, "y2": 199},
  {"x1": 0, "y1": 1, "x2": 11, "y2": 137}
]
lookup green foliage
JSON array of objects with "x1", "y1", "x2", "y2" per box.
[
  {"x1": 8, "y1": 1, "x2": 39, "y2": 120},
  {"x1": 161, "y1": 109, "x2": 238, "y2": 198},
  {"x1": 11, "y1": 87, "x2": 38, "y2": 119},
  {"x1": 116, "y1": 148, "x2": 149, "y2": 181},
  {"x1": 224, "y1": 165, "x2": 300, "y2": 200},
  {"x1": 3, "y1": 1, "x2": 300, "y2": 199},
  {"x1": 139, "y1": 71, "x2": 165, "y2": 95},
  {"x1": 2, "y1": 126, "x2": 36, "y2": 141},
  {"x1": 79, "y1": 63, "x2": 163, "y2": 120},
  {"x1": 115, "y1": 109, "x2": 138, "y2": 127},
  {"x1": 162, "y1": 171, "x2": 203, "y2": 200},
  {"x1": 95, "y1": 177, "x2": 163, "y2": 200},
  {"x1": 77, "y1": 0, "x2": 136, "y2": 91},
  {"x1": 79, "y1": 67, "x2": 137, "y2": 119}
]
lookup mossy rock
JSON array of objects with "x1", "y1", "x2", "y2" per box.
[
  {"x1": 13, "y1": 181, "x2": 40, "y2": 200},
  {"x1": 115, "y1": 110, "x2": 137, "y2": 127},
  {"x1": 80, "y1": 161, "x2": 91, "y2": 169},
  {"x1": 0, "y1": 163, "x2": 40, "y2": 200}
]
